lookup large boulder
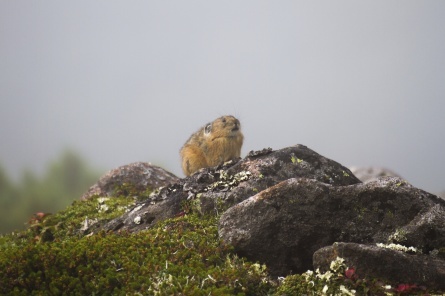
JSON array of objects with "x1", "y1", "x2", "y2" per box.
[
  {"x1": 97, "y1": 145, "x2": 360, "y2": 233},
  {"x1": 313, "y1": 242, "x2": 445, "y2": 290},
  {"x1": 218, "y1": 176, "x2": 445, "y2": 276},
  {"x1": 80, "y1": 162, "x2": 179, "y2": 201},
  {"x1": 395, "y1": 203, "x2": 445, "y2": 252}
]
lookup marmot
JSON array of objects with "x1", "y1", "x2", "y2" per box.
[{"x1": 180, "y1": 115, "x2": 244, "y2": 176}]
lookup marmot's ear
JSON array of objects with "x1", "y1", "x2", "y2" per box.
[{"x1": 204, "y1": 123, "x2": 212, "y2": 134}]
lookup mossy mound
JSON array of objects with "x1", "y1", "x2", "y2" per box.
[
  {"x1": 1, "y1": 215, "x2": 274, "y2": 295},
  {"x1": 0, "y1": 194, "x2": 273, "y2": 295}
]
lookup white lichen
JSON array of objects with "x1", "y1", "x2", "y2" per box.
[
  {"x1": 133, "y1": 216, "x2": 142, "y2": 225},
  {"x1": 376, "y1": 243, "x2": 418, "y2": 253},
  {"x1": 80, "y1": 217, "x2": 98, "y2": 231},
  {"x1": 206, "y1": 170, "x2": 252, "y2": 191},
  {"x1": 130, "y1": 205, "x2": 143, "y2": 214},
  {"x1": 97, "y1": 197, "x2": 111, "y2": 213},
  {"x1": 388, "y1": 229, "x2": 407, "y2": 242}
]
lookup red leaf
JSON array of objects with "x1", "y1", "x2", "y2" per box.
[
  {"x1": 175, "y1": 211, "x2": 186, "y2": 217},
  {"x1": 395, "y1": 284, "x2": 417, "y2": 293},
  {"x1": 345, "y1": 268, "x2": 355, "y2": 279}
]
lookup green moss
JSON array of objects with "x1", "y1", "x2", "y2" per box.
[
  {"x1": 396, "y1": 181, "x2": 406, "y2": 187},
  {"x1": 276, "y1": 257, "x2": 351, "y2": 295},
  {"x1": 354, "y1": 205, "x2": 367, "y2": 221},
  {"x1": 290, "y1": 154, "x2": 302, "y2": 164},
  {"x1": 0, "y1": 202, "x2": 273, "y2": 295},
  {"x1": 16, "y1": 195, "x2": 137, "y2": 244},
  {"x1": 275, "y1": 274, "x2": 315, "y2": 295},
  {"x1": 113, "y1": 182, "x2": 153, "y2": 201}
]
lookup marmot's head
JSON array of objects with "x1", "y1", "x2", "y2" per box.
[{"x1": 205, "y1": 115, "x2": 242, "y2": 140}]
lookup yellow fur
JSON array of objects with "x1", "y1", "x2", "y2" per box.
[{"x1": 180, "y1": 115, "x2": 244, "y2": 176}]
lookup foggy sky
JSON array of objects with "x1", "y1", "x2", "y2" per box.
[{"x1": 1, "y1": 1, "x2": 444, "y2": 193}]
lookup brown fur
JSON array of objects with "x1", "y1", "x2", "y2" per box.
[{"x1": 180, "y1": 115, "x2": 244, "y2": 176}]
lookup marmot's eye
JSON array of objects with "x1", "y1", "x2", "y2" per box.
[
  {"x1": 205, "y1": 124, "x2": 212, "y2": 134},
  {"x1": 221, "y1": 117, "x2": 226, "y2": 123}
]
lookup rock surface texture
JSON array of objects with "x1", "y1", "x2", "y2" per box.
[
  {"x1": 313, "y1": 242, "x2": 445, "y2": 290},
  {"x1": 97, "y1": 145, "x2": 360, "y2": 233},
  {"x1": 80, "y1": 162, "x2": 179, "y2": 201},
  {"x1": 85, "y1": 145, "x2": 445, "y2": 288},
  {"x1": 218, "y1": 177, "x2": 445, "y2": 275}
]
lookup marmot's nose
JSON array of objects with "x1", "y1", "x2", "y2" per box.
[{"x1": 232, "y1": 122, "x2": 239, "y2": 131}]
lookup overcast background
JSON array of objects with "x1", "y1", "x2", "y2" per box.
[{"x1": 1, "y1": 1, "x2": 444, "y2": 194}]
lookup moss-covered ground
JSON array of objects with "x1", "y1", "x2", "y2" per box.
[
  {"x1": 0, "y1": 192, "x2": 274, "y2": 295},
  {"x1": 1, "y1": 188, "x2": 443, "y2": 295}
]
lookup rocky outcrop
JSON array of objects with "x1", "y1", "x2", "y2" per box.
[
  {"x1": 82, "y1": 145, "x2": 445, "y2": 289},
  {"x1": 349, "y1": 166, "x2": 401, "y2": 183},
  {"x1": 97, "y1": 145, "x2": 360, "y2": 233},
  {"x1": 218, "y1": 177, "x2": 445, "y2": 275},
  {"x1": 396, "y1": 203, "x2": 445, "y2": 252},
  {"x1": 313, "y1": 242, "x2": 445, "y2": 290},
  {"x1": 80, "y1": 162, "x2": 179, "y2": 201}
]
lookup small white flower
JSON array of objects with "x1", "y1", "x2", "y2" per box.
[
  {"x1": 134, "y1": 216, "x2": 142, "y2": 224},
  {"x1": 303, "y1": 270, "x2": 314, "y2": 281},
  {"x1": 340, "y1": 285, "x2": 356, "y2": 295},
  {"x1": 330, "y1": 256, "x2": 345, "y2": 272},
  {"x1": 98, "y1": 204, "x2": 109, "y2": 213},
  {"x1": 322, "y1": 285, "x2": 329, "y2": 294},
  {"x1": 316, "y1": 270, "x2": 333, "y2": 281},
  {"x1": 97, "y1": 197, "x2": 110, "y2": 204}
]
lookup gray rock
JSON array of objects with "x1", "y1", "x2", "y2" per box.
[
  {"x1": 218, "y1": 177, "x2": 445, "y2": 276},
  {"x1": 80, "y1": 162, "x2": 179, "y2": 201},
  {"x1": 313, "y1": 242, "x2": 445, "y2": 290},
  {"x1": 349, "y1": 166, "x2": 401, "y2": 183},
  {"x1": 98, "y1": 145, "x2": 360, "y2": 233},
  {"x1": 393, "y1": 203, "x2": 445, "y2": 252}
]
